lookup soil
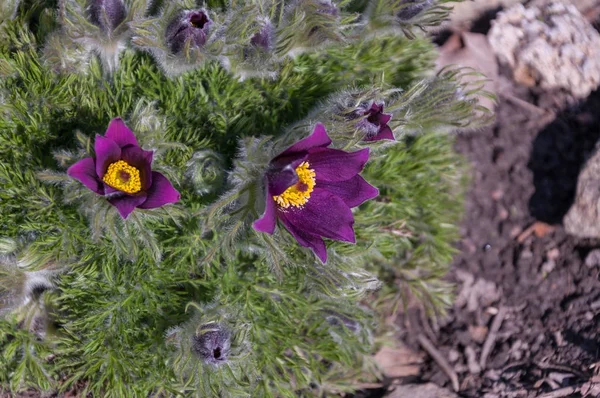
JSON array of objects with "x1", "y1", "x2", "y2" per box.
[
  {"x1": 379, "y1": 8, "x2": 600, "y2": 397},
  {"x1": 410, "y1": 80, "x2": 600, "y2": 398}
]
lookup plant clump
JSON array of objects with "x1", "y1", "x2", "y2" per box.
[{"x1": 0, "y1": 0, "x2": 493, "y2": 396}]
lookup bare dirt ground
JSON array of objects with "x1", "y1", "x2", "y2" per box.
[
  {"x1": 415, "y1": 80, "x2": 600, "y2": 398},
  {"x1": 370, "y1": 2, "x2": 600, "y2": 397}
]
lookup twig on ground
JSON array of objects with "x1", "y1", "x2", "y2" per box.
[
  {"x1": 537, "y1": 386, "x2": 579, "y2": 398},
  {"x1": 534, "y1": 360, "x2": 588, "y2": 379},
  {"x1": 480, "y1": 305, "x2": 507, "y2": 369},
  {"x1": 534, "y1": 377, "x2": 560, "y2": 390},
  {"x1": 500, "y1": 92, "x2": 550, "y2": 116},
  {"x1": 417, "y1": 334, "x2": 460, "y2": 392},
  {"x1": 502, "y1": 360, "x2": 528, "y2": 373},
  {"x1": 419, "y1": 305, "x2": 437, "y2": 343}
]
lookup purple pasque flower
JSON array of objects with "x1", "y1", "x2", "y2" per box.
[
  {"x1": 67, "y1": 118, "x2": 180, "y2": 219},
  {"x1": 253, "y1": 123, "x2": 378, "y2": 263},
  {"x1": 165, "y1": 9, "x2": 212, "y2": 55},
  {"x1": 356, "y1": 102, "x2": 395, "y2": 142},
  {"x1": 88, "y1": 0, "x2": 127, "y2": 34}
]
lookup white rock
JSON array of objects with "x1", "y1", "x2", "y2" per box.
[{"x1": 488, "y1": 1, "x2": 600, "y2": 98}]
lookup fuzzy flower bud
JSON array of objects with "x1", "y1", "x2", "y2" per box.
[
  {"x1": 191, "y1": 323, "x2": 231, "y2": 366},
  {"x1": 185, "y1": 150, "x2": 225, "y2": 196},
  {"x1": 0, "y1": 261, "x2": 54, "y2": 316},
  {"x1": 308, "y1": 0, "x2": 339, "y2": 37},
  {"x1": 325, "y1": 310, "x2": 361, "y2": 333},
  {"x1": 396, "y1": 0, "x2": 433, "y2": 21},
  {"x1": 354, "y1": 101, "x2": 395, "y2": 141},
  {"x1": 316, "y1": 0, "x2": 339, "y2": 16},
  {"x1": 250, "y1": 18, "x2": 275, "y2": 52},
  {"x1": 88, "y1": 0, "x2": 127, "y2": 34},
  {"x1": 165, "y1": 9, "x2": 212, "y2": 55},
  {"x1": 0, "y1": 0, "x2": 20, "y2": 25}
]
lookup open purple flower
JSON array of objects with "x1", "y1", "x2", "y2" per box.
[
  {"x1": 165, "y1": 9, "x2": 212, "y2": 55},
  {"x1": 253, "y1": 123, "x2": 378, "y2": 262},
  {"x1": 356, "y1": 102, "x2": 395, "y2": 142},
  {"x1": 67, "y1": 118, "x2": 180, "y2": 219}
]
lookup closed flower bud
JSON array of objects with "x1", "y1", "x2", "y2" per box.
[
  {"x1": 308, "y1": 0, "x2": 339, "y2": 38},
  {"x1": 316, "y1": 0, "x2": 339, "y2": 16},
  {"x1": 191, "y1": 323, "x2": 231, "y2": 366},
  {"x1": 1, "y1": 260, "x2": 54, "y2": 317},
  {"x1": 185, "y1": 150, "x2": 225, "y2": 196},
  {"x1": 396, "y1": 0, "x2": 433, "y2": 21},
  {"x1": 324, "y1": 310, "x2": 361, "y2": 334},
  {"x1": 250, "y1": 18, "x2": 275, "y2": 52},
  {"x1": 0, "y1": 0, "x2": 19, "y2": 24},
  {"x1": 165, "y1": 9, "x2": 212, "y2": 55},
  {"x1": 88, "y1": 0, "x2": 127, "y2": 34}
]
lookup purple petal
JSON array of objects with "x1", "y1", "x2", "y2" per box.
[
  {"x1": 279, "y1": 219, "x2": 328, "y2": 262},
  {"x1": 278, "y1": 123, "x2": 332, "y2": 158},
  {"x1": 278, "y1": 188, "x2": 355, "y2": 244},
  {"x1": 308, "y1": 147, "x2": 370, "y2": 182},
  {"x1": 104, "y1": 118, "x2": 138, "y2": 148},
  {"x1": 120, "y1": 145, "x2": 153, "y2": 190},
  {"x1": 103, "y1": 183, "x2": 120, "y2": 195},
  {"x1": 366, "y1": 125, "x2": 395, "y2": 142},
  {"x1": 67, "y1": 157, "x2": 104, "y2": 194},
  {"x1": 109, "y1": 193, "x2": 147, "y2": 219},
  {"x1": 253, "y1": 183, "x2": 277, "y2": 234},
  {"x1": 367, "y1": 103, "x2": 383, "y2": 114},
  {"x1": 377, "y1": 112, "x2": 392, "y2": 125},
  {"x1": 137, "y1": 172, "x2": 180, "y2": 209},
  {"x1": 318, "y1": 175, "x2": 379, "y2": 208},
  {"x1": 269, "y1": 152, "x2": 308, "y2": 177},
  {"x1": 94, "y1": 134, "x2": 121, "y2": 178},
  {"x1": 266, "y1": 165, "x2": 298, "y2": 196}
]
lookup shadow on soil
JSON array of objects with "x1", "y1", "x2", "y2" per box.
[{"x1": 528, "y1": 89, "x2": 600, "y2": 224}]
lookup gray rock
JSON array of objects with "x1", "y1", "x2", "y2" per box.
[
  {"x1": 584, "y1": 249, "x2": 600, "y2": 267},
  {"x1": 488, "y1": 2, "x2": 600, "y2": 99},
  {"x1": 564, "y1": 149, "x2": 600, "y2": 237},
  {"x1": 448, "y1": 0, "x2": 525, "y2": 28}
]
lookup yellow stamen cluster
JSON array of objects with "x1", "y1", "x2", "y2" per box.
[
  {"x1": 273, "y1": 161, "x2": 316, "y2": 208},
  {"x1": 102, "y1": 160, "x2": 142, "y2": 194}
]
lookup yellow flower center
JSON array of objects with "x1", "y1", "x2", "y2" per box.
[
  {"x1": 102, "y1": 160, "x2": 142, "y2": 194},
  {"x1": 273, "y1": 161, "x2": 316, "y2": 208}
]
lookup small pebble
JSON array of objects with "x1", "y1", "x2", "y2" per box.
[
  {"x1": 584, "y1": 249, "x2": 600, "y2": 267},
  {"x1": 469, "y1": 325, "x2": 489, "y2": 344},
  {"x1": 585, "y1": 312, "x2": 594, "y2": 321},
  {"x1": 541, "y1": 260, "x2": 556, "y2": 275},
  {"x1": 553, "y1": 331, "x2": 566, "y2": 347},
  {"x1": 546, "y1": 247, "x2": 560, "y2": 260},
  {"x1": 465, "y1": 346, "x2": 481, "y2": 374},
  {"x1": 448, "y1": 349, "x2": 460, "y2": 363}
]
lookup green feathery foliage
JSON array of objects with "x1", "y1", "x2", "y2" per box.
[{"x1": 0, "y1": 0, "x2": 491, "y2": 396}]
